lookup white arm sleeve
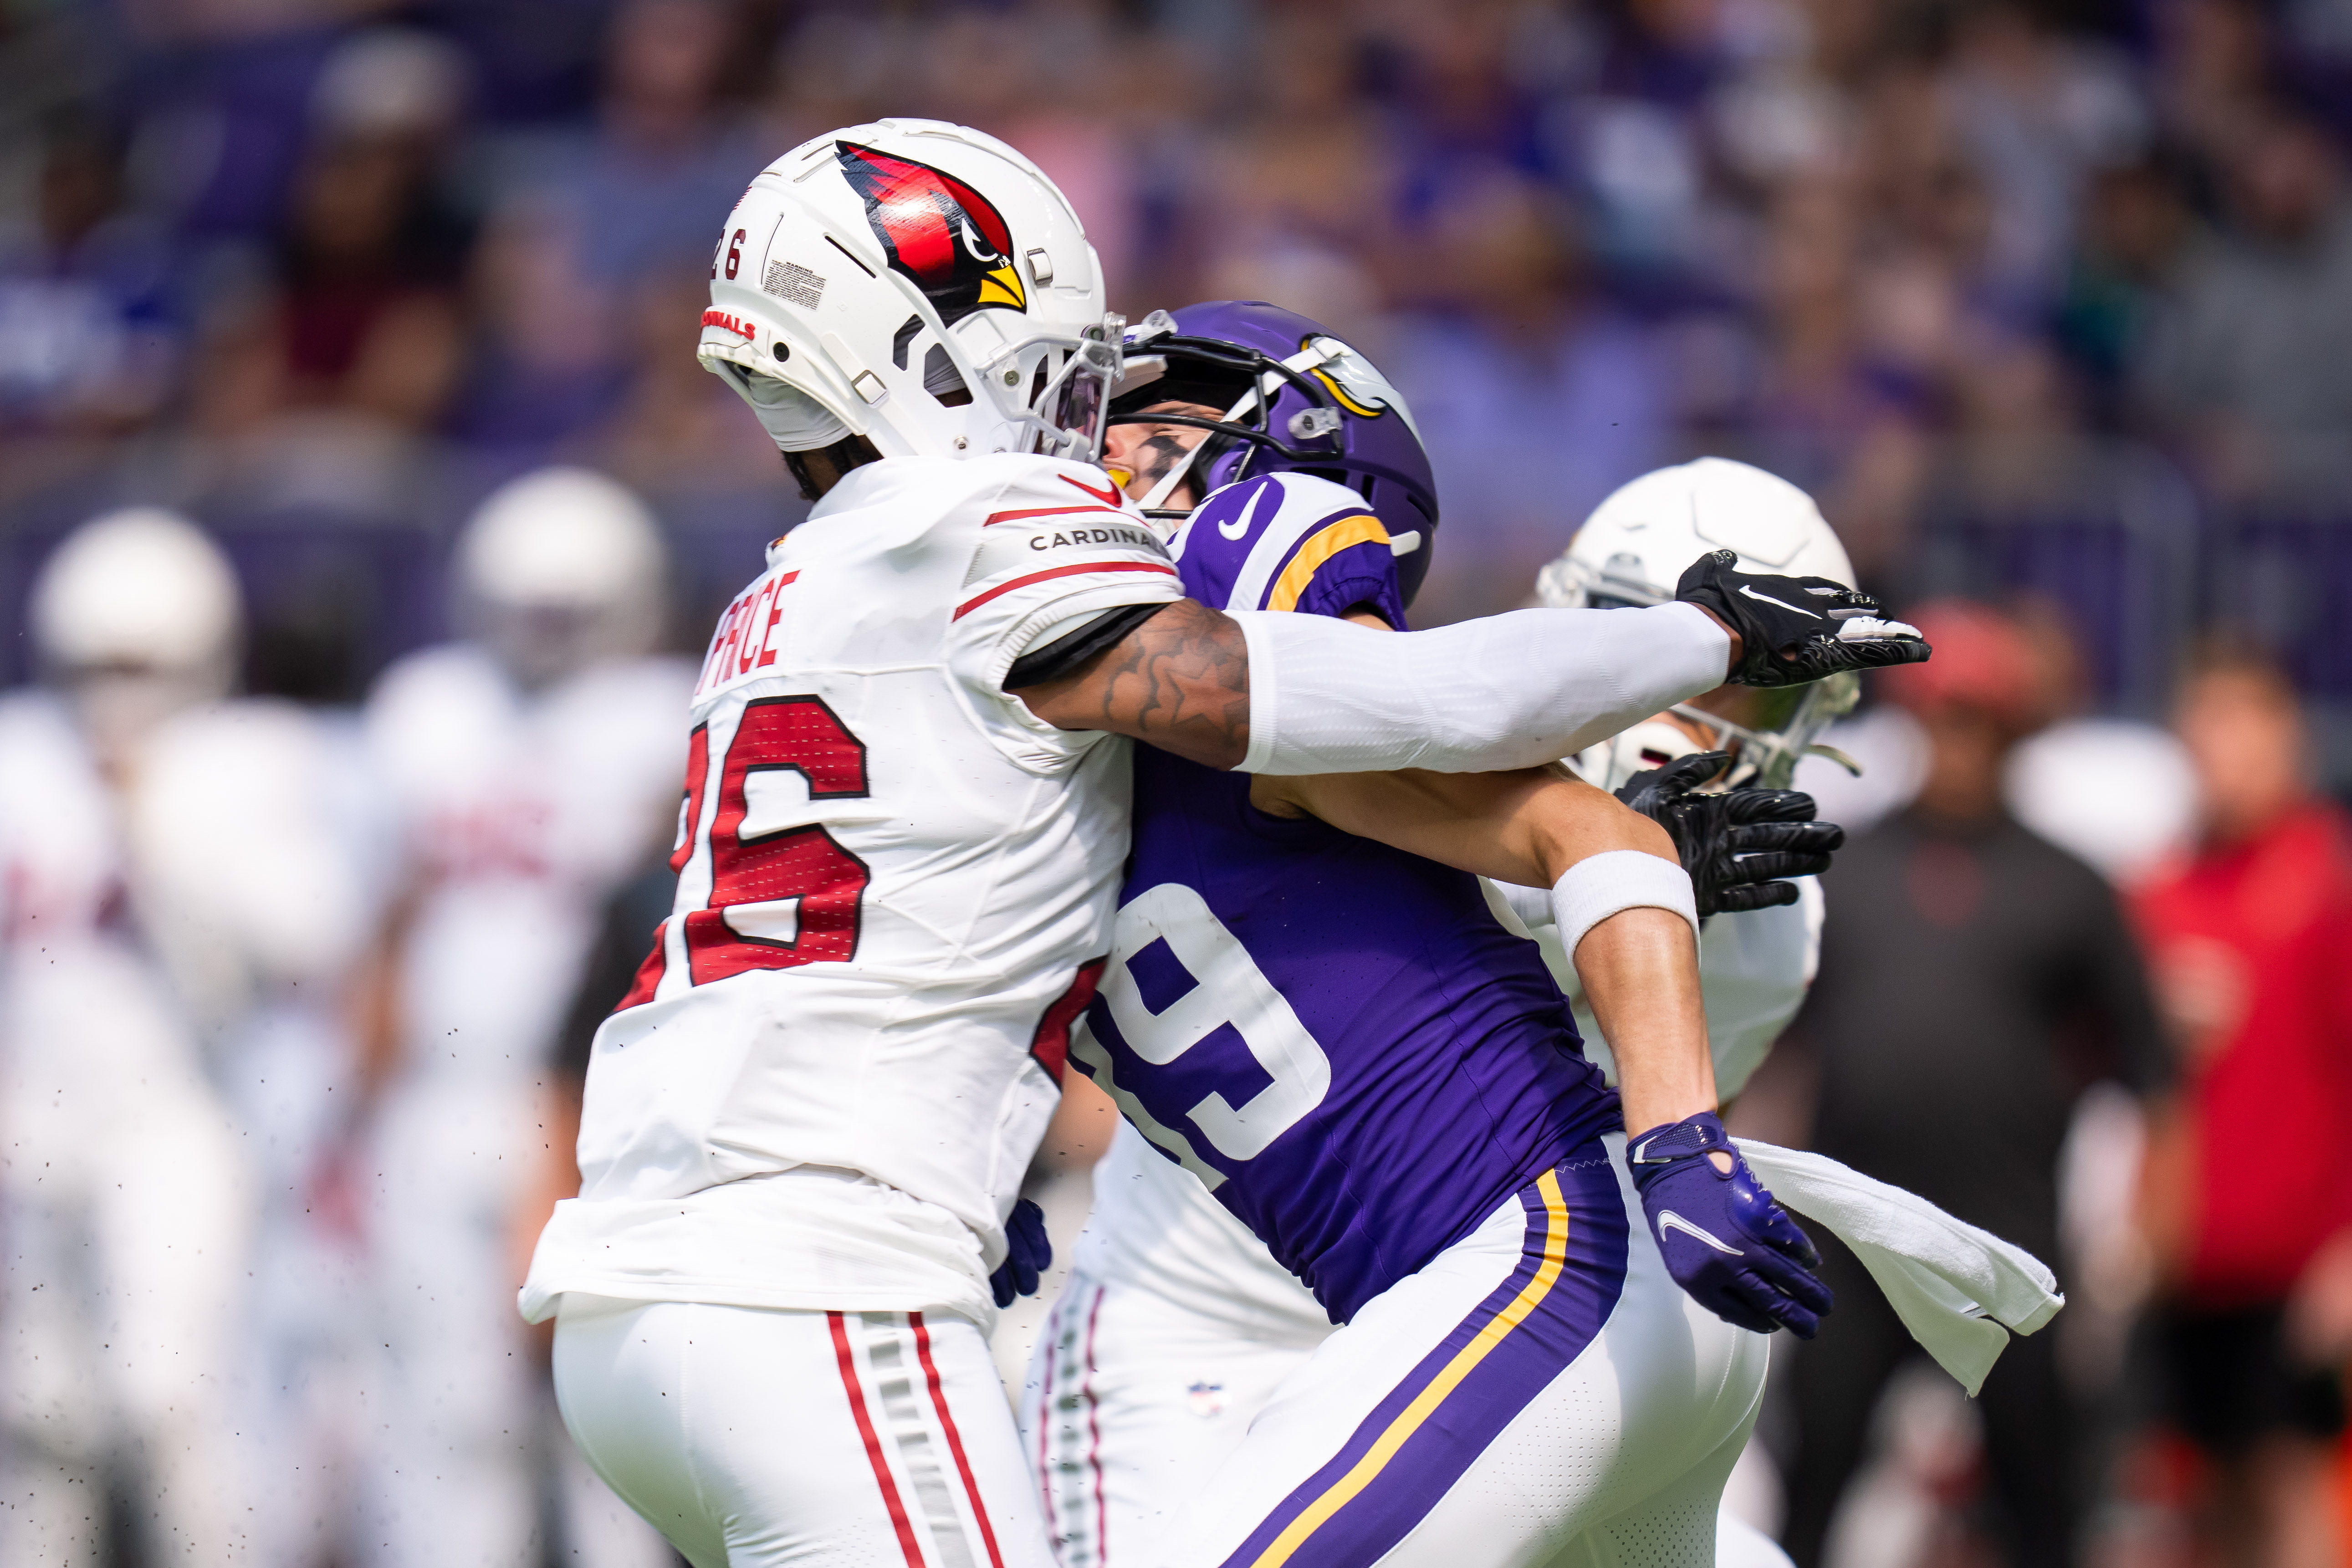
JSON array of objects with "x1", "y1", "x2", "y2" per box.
[{"x1": 1233, "y1": 602, "x2": 1730, "y2": 775}]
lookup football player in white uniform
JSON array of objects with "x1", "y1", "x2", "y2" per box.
[
  {"x1": 348, "y1": 467, "x2": 692, "y2": 1568},
  {"x1": 1021, "y1": 335, "x2": 1850, "y2": 1568},
  {"x1": 522, "y1": 120, "x2": 1927, "y2": 1568},
  {"x1": 0, "y1": 510, "x2": 265, "y2": 1566}
]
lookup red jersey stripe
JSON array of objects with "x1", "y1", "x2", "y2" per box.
[
  {"x1": 952, "y1": 561, "x2": 1178, "y2": 622},
  {"x1": 983, "y1": 505, "x2": 1132, "y2": 526}
]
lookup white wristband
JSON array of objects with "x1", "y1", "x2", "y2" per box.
[{"x1": 1550, "y1": 852, "x2": 1700, "y2": 966}]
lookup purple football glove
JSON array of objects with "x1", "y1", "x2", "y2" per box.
[
  {"x1": 990, "y1": 1197, "x2": 1053, "y2": 1309},
  {"x1": 1626, "y1": 1112, "x2": 1834, "y2": 1338}
]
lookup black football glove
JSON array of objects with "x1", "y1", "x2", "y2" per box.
[
  {"x1": 1674, "y1": 550, "x2": 1931, "y2": 688},
  {"x1": 989, "y1": 1197, "x2": 1053, "y2": 1308},
  {"x1": 1615, "y1": 751, "x2": 1845, "y2": 916}
]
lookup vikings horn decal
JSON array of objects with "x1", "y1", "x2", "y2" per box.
[
  {"x1": 834, "y1": 141, "x2": 1029, "y2": 325},
  {"x1": 1304, "y1": 334, "x2": 1425, "y2": 442}
]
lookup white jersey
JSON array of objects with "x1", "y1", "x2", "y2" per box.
[
  {"x1": 365, "y1": 641, "x2": 694, "y2": 1089},
  {"x1": 526, "y1": 454, "x2": 1185, "y2": 1328}
]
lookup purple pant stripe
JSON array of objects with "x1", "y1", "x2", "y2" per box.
[{"x1": 1215, "y1": 1148, "x2": 1630, "y2": 1568}]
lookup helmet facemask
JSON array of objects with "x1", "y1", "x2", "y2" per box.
[{"x1": 1108, "y1": 313, "x2": 1352, "y2": 518}]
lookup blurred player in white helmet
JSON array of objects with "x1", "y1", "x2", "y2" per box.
[
  {"x1": 1533, "y1": 456, "x2": 1865, "y2": 1096},
  {"x1": 522, "y1": 118, "x2": 1925, "y2": 1568},
  {"x1": 0, "y1": 509, "x2": 261, "y2": 1565},
  {"x1": 348, "y1": 466, "x2": 692, "y2": 1568}
]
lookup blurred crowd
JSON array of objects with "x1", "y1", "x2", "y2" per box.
[
  {"x1": 1, "y1": 0, "x2": 2349, "y2": 1566},
  {"x1": 3, "y1": 0, "x2": 2352, "y2": 723}
]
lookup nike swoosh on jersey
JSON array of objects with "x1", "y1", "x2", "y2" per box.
[
  {"x1": 1061, "y1": 474, "x2": 1126, "y2": 507},
  {"x1": 1737, "y1": 584, "x2": 1820, "y2": 619},
  {"x1": 1657, "y1": 1211, "x2": 1742, "y2": 1256},
  {"x1": 1220, "y1": 482, "x2": 1274, "y2": 540}
]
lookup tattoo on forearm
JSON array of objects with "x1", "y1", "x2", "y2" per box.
[{"x1": 1033, "y1": 598, "x2": 1253, "y2": 767}]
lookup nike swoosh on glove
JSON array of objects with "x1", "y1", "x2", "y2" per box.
[
  {"x1": 1674, "y1": 549, "x2": 1932, "y2": 688},
  {"x1": 990, "y1": 1197, "x2": 1053, "y2": 1309},
  {"x1": 1626, "y1": 1111, "x2": 1834, "y2": 1337},
  {"x1": 1615, "y1": 753, "x2": 1845, "y2": 916}
]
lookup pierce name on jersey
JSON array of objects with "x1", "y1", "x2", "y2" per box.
[
  {"x1": 1074, "y1": 471, "x2": 1620, "y2": 1324},
  {"x1": 523, "y1": 455, "x2": 1184, "y2": 1329}
]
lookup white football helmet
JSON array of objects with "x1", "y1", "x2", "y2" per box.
[
  {"x1": 1538, "y1": 457, "x2": 1863, "y2": 789},
  {"x1": 455, "y1": 466, "x2": 667, "y2": 687},
  {"x1": 697, "y1": 118, "x2": 1120, "y2": 470},
  {"x1": 33, "y1": 507, "x2": 243, "y2": 764}
]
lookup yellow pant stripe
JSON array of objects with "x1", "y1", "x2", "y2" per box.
[{"x1": 1245, "y1": 1168, "x2": 1573, "y2": 1568}]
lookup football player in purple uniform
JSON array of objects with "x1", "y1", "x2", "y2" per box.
[{"x1": 1021, "y1": 303, "x2": 1860, "y2": 1568}]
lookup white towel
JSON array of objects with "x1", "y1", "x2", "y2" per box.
[{"x1": 1736, "y1": 1139, "x2": 2065, "y2": 1397}]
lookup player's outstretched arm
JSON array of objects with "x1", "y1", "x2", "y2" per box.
[
  {"x1": 1014, "y1": 597, "x2": 1745, "y2": 773},
  {"x1": 1014, "y1": 562, "x2": 1924, "y2": 776},
  {"x1": 1258, "y1": 762, "x2": 1836, "y2": 1338}
]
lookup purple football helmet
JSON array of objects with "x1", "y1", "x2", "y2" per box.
[{"x1": 1111, "y1": 301, "x2": 1442, "y2": 605}]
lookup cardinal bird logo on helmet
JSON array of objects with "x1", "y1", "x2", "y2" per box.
[{"x1": 835, "y1": 141, "x2": 1028, "y2": 325}]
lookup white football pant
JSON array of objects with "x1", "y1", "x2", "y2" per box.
[
  {"x1": 1029, "y1": 1139, "x2": 1770, "y2": 1568},
  {"x1": 553, "y1": 1296, "x2": 1056, "y2": 1568}
]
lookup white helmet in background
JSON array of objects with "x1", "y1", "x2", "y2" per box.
[
  {"x1": 456, "y1": 466, "x2": 667, "y2": 687},
  {"x1": 32, "y1": 507, "x2": 243, "y2": 766},
  {"x1": 697, "y1": 118, "x2": 1121, "y2": 474},
  {"x1": 1537, "y1": 457, "x2": 1863, "y2": 789}
]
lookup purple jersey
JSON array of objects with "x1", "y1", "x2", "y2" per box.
[{"x1": 1073, "y1": 473, "x2": 1618, "y2": 1322}]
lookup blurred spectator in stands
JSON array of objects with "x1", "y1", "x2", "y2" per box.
[
  {"x1": 447, "y1": 0, "x2": 756, "y2": 454},
  {"x1": 1779, "y1": 599, "x2": 2172, "y2": 1568},
  {"x1": 195, "y1": 28, "x2": 471, "y2": 443},
  {"x1": 557, "y1": 0, "x2": 760, "y2": 292},
  {"x1": 1944, "y1": 0, "x2": 2148, "y2": 316},
  {"x1": 763, "y1": 7, "x2": 909, "y2": 148},
  {"x1": 1193, "y1": 9, "x2": 1398, "y2": 341},
  {"x1": 2131, "y1": 641, "x2": 2352, "y2": 1568},
  {"x1": 1748, "y1": 164, "x2": 1934, "y2": 581},
  {"x1": 1383, "y1": 172, "x2": 1668, "y2": 624},
  {"x1": 2056, "y1": 152, "x2": 2196, "y2": 420},
  {"x1": 0, "y1": 112, "x2": 181, "y2": 452},
  {"x1": 2137, "y1": 109, "x2": 2352, "y2": 502},
  {"x1": 445, "y1": 187, "x2": 631, "y2": 452},
  {"x1": 2152, "y1": 0, "x2": 2277, "y2": 169}
]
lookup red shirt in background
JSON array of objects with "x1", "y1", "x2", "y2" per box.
[{"x1": 2132, "y1": 802, "x2": 2352, "y2": 1306}]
